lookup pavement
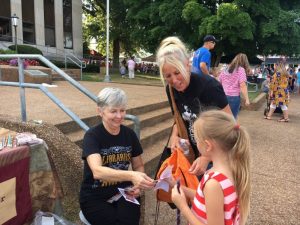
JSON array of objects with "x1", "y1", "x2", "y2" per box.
[{"x1": 0, "y1": 81, "x2": 299, "y2": 225}]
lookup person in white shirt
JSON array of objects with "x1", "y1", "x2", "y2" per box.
[{"x1": 127, "y1": 57, "x2": 136, "y2": 79}]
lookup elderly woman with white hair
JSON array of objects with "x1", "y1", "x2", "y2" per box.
[
  {"x1": 79, "y1": 87, "x2": 154, "y2": 225},
  {"x1": 156, "y1": 36, "x2": 232, "y2": 176}
]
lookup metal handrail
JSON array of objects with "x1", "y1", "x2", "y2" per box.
[
  {"x1": 64, "y1": 53, "x2": 87, "y2": 80},
  {"x1": 0, "y1": 81, "x2": 90, "y2": 131},
  {"x1": 0, "y1": 54, "x2": 141, "y2": 138}
]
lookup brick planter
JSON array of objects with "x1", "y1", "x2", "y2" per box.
[
  {"x1": 0, "y1": 65, "x2": 52, "y2": 84},
  {"x1": 241, "y1": 92, "x2": 266, "y2": 111}
]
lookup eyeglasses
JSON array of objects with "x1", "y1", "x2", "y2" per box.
[{"x1": 210, "y1": 41, "x2": 216, "y2": 45}]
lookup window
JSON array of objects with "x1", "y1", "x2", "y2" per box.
[
  {"x1": 0, "y1": 0, "x2": 12, "y2": 42},
  {"x1": 22, "y1": 0, "x2": 35, "y2": 44},
  {"x1": 63, "y1": 0, "x2": 73, "y2": 49},
  {"x1": 44, "y1": 0, "x2": 55, "y2": 47}
]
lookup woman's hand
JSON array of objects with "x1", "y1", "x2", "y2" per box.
[
  {"x1": 131, "y1": 171, "x2": 155, "y2": 190},
  {"x1": 171, "y1": 184, "x2": 187, "y2": 210},
  {"x1": 189, "y1": 156, "x2": 211, "y2": 176},
  {"x1": 126, "y1": 187, "x2": 141, "y2": 198},
  {"x1": 170, "y1": 135, "x2": 181, "y2": 151}
]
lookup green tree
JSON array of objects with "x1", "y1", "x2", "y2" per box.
[
  {"x1": 83, "y1": 0, "x2": 138, "y2": 68},
  {"x1": 236, "y1": 0, "x2": 300, "y2": 56},
  {"x1": 125, "y1": 0, "x2": 300, "y2": 65}
]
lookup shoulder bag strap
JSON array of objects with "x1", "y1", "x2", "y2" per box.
[{"x1": 168, "y1": 86, "x2": 195, "y2": 163}]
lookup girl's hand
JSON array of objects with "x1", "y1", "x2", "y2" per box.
[
  {"x1": 245, "y1": 99, "x2": 250, "y2": 106},
  {"x1": 171, "y1": 184, "x2": 187, "y2": 209}
]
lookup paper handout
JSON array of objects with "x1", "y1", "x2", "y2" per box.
[
  {"x1": 154, "y1": 165, "x2": 173, "y2": 192},
  {"x1": 118, "y1": 188, "x2": 140, "y2": 205}
]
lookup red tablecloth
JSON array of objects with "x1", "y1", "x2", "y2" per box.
[{"x1": 0, "y1": 146, "x2": 32, "y2": 225}]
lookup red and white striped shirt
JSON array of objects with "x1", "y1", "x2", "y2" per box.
[{"x1": 191, "y1": 171, "x2": 240, "y2": 225}]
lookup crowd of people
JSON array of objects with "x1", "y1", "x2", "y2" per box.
[
  {"x1": 119, "y1": 58, "x2": 159, "y2": 79},
  {"x1": 79, "y1": 34, "x2": 298, "y2": 225}
]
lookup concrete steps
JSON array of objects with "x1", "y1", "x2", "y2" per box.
[{"x1": 55, "y1": 100, "x2": 173, "y2": 174}]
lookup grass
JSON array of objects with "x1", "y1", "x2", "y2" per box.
[
  {"x1": 82, "y1": 72, "x2": 262, "y2": 101},
  {"x1": 82, "y1": 72, "x2": 163, "y2": 86}
]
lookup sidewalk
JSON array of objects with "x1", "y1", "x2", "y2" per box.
[
  {"x1": 0, "y1": 82, "x2": 299, "y2": 224},
  {"x1": 145, "y1": 94, "x2": 300, "y2": 225},
  {"x1": 0, "y1": 81, "x2": 167, "y2": 124}
]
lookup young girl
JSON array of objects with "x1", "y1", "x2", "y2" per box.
[{"x1": 171, "y1": 110, "x2": 250, "y2": 225}]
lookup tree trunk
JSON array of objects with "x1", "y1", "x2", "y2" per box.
[
  {"x1": 113, "y1": 39, "x2": 120, "y2": 69},
  {"x1": 214, "y1": 53, "x2": 222, "y2": 67}
]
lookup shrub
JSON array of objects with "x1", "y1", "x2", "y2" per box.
[
  {"x1": 0, "y1": 49, "x2": 16, "y2": 54},
  {"x1": 8, "y1": 45, "x2": 43, "y2": 55},
  {"x1": 83, "y1": 64, "x2": 100, "y2": 73},
  {"x1": 49, "y1": 60, "x2": 78, "y2": 69}
]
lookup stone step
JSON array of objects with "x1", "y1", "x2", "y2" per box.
[
  {"x1": 55, "y1": 101, "x2": 170, "y2": 134},
  {"x1": 124, "y1": 107, "x2": 172, "y2": 129},
  {"x1": 143, "y1": 136, "x2": 170, "y2": 177}
]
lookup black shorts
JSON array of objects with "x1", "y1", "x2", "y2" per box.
[{"x1": 80, "y1": 197, "x2": 140, "y2": 225}]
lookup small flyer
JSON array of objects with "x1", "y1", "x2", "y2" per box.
[
  {"x1": 154, "y1": 165, "x2": 173, "y2": 192},
  {"x1": 118, "y1": 188, "x2": 140, "y2": 205}
]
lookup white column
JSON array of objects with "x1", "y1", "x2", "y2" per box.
[
  {"x1": 10, "y1": 0, "x2": 23, "y2": 44},
  {"x1": 72, "y1": 0, "x2": 83, "y2": 57},
  {"x1": 34, "y1": 0, "x2": 45, "y2": 47},
  {"x1": 54, "y1": 0, "x2": 64, "y2": 52}
]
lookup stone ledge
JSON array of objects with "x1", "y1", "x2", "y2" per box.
[
  {"x1": 51, "y1": 69, "x2": 81, "y2": 81},
  {"x1": 0, "y1": 114, "x2": 82, "y2": 222},
  {"x1": 241, "y1": 92, "x2": 266, "y2": 111}
]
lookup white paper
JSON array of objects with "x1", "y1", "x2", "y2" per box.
[
  {"x1": 154, "y1": 180, "x2": 169, "y2": 192},
  {"x1": 154, "y1": 165, "x2": 173, "y2": 192},
  {"x1": 160, "y1": 165, "x2": 173, "y2": 180},
  {"x1": 41, "y1": 216, "x2": 54, "y2": 225},
  {"x1": 118, "y1": 188, "x2": 140, "y2": 205}
]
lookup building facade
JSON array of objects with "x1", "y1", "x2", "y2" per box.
[{"x1": 0, "y1": 0, "x2": 82, "y2": 57}]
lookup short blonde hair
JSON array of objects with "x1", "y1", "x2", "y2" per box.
[{"x1": 156, "y1": 36, "x2": 190, "y2": 85}]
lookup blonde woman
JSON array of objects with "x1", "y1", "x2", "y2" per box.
[
  {"x1": 156, "y1": 36, "x2": 232, "y2": 176},
  {"x1": 265, "y1": 63, "x2": 289, "y2": 122},
  {"x1": 171, "y1": 110, "x2": 251, "y2": 225}
]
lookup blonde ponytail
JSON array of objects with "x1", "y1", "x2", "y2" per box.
[{"x1": 229, "y1": 126, "x2": 251, "y2": 225}]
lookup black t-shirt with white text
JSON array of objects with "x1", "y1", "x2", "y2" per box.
[
  {"x1": 166, "y1": 73, "x2": 228, "y2": 155},
  {"x1": 79, "y1": 124, "x2": 143, "y2": 203}
]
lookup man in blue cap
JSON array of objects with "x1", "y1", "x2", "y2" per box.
[{"x1": 191, "y1": 35, "x2": 218, "y2": 76}]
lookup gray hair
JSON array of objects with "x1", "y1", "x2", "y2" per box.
[
  {"x1": 97, "y1": 87, "x2": 127, "y2": 108},
  {"x1": 156, "y1": 36, "x2": 190, "y2": 85}
]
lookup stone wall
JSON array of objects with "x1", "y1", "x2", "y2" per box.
[
  {"x1": 51, "y1": 69, "x2": 81, "y2": 81},
  {"x1": 0, "y1": 114, "x2": 83, "y2": 222}
]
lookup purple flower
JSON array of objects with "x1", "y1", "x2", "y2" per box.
[
  {"x1": 9, "y1": 58, "x2": 29, "y2": 69},
  {"x1": 9, "y1": 58, "x2": 18, "y2": 66}
]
